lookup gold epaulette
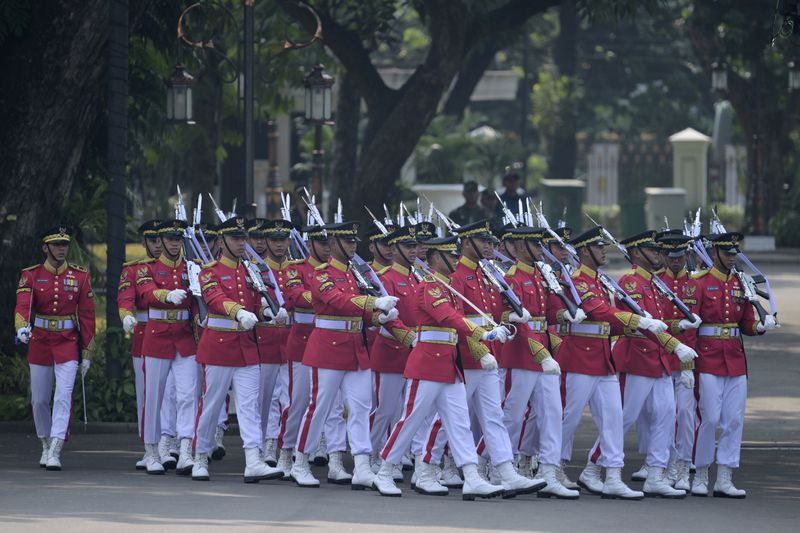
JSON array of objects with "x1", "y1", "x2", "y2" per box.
[
  {"x1": 69, "y1": 263, "x2": 88, "y2": 272},
  {"x1": 192, "y1": 258, "x2": 203, "y2": 265},
  {"x1": 314, "y1": 262, "x2": 329, "y2": 271},
  {"x1": 506, "y1": 264, "x2": 517, "y2": 276},
  {"x1": 202, "y1": 260, "x2": 218, "y2": 269},
  {"x1": 123, "y1": 259, "x2": 141, "y2": 267},
  {"x1": 376, "y1": 265, "x2": 391, "y2": 275},
  {"x1": 22, "y1": 264, "x2": 40, "y2": 272},
  {"x1": 624, "y1": 269, "x2": 637, "y2": 277},
  {"x1": 423, "y1": 274, "x2": 436, "y2": 282},
  {"x1": 288, "y1": 258, "x2": 305, "y2": 265},
  {"x1": 691, "y1": 270, "x2": 709, "y2": 280}
]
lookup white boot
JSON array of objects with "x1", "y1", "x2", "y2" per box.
[
  {"x1": 192, "y1": 453, "x2": 210, "y2": 481},
  {"x1": 311, "y1": 434, "x2": 328, "y2": 466},
  {"x1": 45, "y1": 437, "x2": 64, "y2": 471},
  {"x1": 413, "y1": 456, "x2": 448, "y2": 496},
  {"x1": 244, "y1": 447, "x2": 282, "y2": 483},
  {"x1": 601, "y1": 467, "x2": 644, "y2": 500},
  {"x1": 168, "y1": 436, "x2": 180, "y2": 459},
  {"x1": 666, "y1": 458, "x2": 678, "y2": 486},
  {"x1": 290, "y1": 452, "x2": 320, "y2": 487},
  {"x1": 557, "y1": 462, "x2": 579, "y2": 490},
  {"x1": 674, "y1": 459, "x2": 691, "y2": 491},
  {"x1": 578, "y1": 462, "x2": 604, "y2": 494},
  {"x1": 158, "y1": 435, "x2": 176, "y2": 470},
  {"x1": 211, "y1": 426, "x2": 226, "y2": 460},
  {"x1": 262, "y1": 438, "x2": 277, "y2": 467},
  {"x1": 497, "y1": 460, "x2": 547, "y2": 498},
  {"x1": 477, "y1": 455, "x2": 490, "y2": 481},
  {"x1": 327, "y1": 451, "x2": 353, "y2": 485},
  {"x1": 461, "y1": 463, "x2": 504, "y2": 501},
  {"x1": 276, "y1": 448, "x2": 294, "y2": 481},
  {"x1": 713, "y1": 465, "x2": 746, "y2": 499},
  {"x1": 351, "y1": 454, "x2": 375, "y2": 490},
  {"x1": 39, "y1": 438, "x2": 50, "y2": 468},
  {"x1": 643, "y1": 466, "x2": 686, "y2": 498},
  {"x1": 516, "y1": 454, "x2": 533, "y2": 479},
  {"x1": 135, "y1": 451, "x2": 148, "y2": 471},
  {"x1": 144, "y1": 443, "x2": 165, "y2": 475},
  {"x1": 691, "y1": 465, "x2": 709, "y2": 497},
  {"x1": 175, "y1": 438, "x2": 194, "y2": 475},
  {"x1": 369, "y1": 454, "x2": 381, "y2": 474},
  {"x1": 536, "y1": 463, "x2": 580, "y2": 500},
  {"x1": 392, "y1": 463, "x2": 404, "y2": 482},
  {"x1": 531, "y1": 454, "x2": 540, "y2": 477},
  {"x1": 630, "y1": 463, "x2": 648, "y2": 482},
  {"x1": 373, "y1": 461, "x2": 402, "y2": 497},
  {"x1": 439, "y1": 454, "x2": 463, "y2": 488}
]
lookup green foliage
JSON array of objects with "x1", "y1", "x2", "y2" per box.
[
  {"x1": 583, "y1": 203, "x2": 621, "y2": 236},
  {"x1": 0, "y1": 0, "x2": 30, "y2": 44},
  {"x1": 0, "y1": 351, "x2": 30, "y2": 420},
  {"x1": 712, "y1": 204, "x2": 744, "y2": 233},
  {"x1": 531, "y1": 65, "x2": 584, "y2": 153}
]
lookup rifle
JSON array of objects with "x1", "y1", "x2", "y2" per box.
[
  {"x1": 176, "y1": 186, "x2": 208, "y2": 322},
  {"x1": 281, "y1": 192, "x2": 309, "y2": 259}
]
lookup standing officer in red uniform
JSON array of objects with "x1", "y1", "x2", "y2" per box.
[
  {"x1": 374, "y1": 236, "x2": 506, "y2": 499},
  {"x1": 191, "y1": 216, "x2": 281, "y2": 483},
  {"x1": 690, "y1": 232, "x2": 776, "y2": 498},
  {"x1": 290, "y1": 221, "x2": 400, "y2": 490},
  {"x1": 136, "y1": 219, "x2": 198, "y2": 475},
  {"x1": 118, "y1": 219, "x2": 161, "y2": 469},
  {"x1": 15, "y1": 225, "x2": 95, "y2": 470}
]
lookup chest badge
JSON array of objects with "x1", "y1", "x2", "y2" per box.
[
  {"x1": 428, "y1": 286, "x2": 442, "y2": 298},
  {"x1": 624, "y1": 281, "x2": 637, "y2": 293}
]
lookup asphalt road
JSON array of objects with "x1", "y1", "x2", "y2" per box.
[{"x1": 1, "y1": 263, "x2": 798, "y2": 532}]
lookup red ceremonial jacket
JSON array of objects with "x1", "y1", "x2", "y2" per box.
[
  {"x1": 693, "y1": 266, "x2": 761, "y2": 377},
  {"x1": 370, "y1": 263, "x2": 418, "y2": 374},
  {"x1": 659, "y1": 267, "x2": 700, "y2": 371},
  {"x1": 118, "y1": 259, "x2": 151, "y2": 358},
  {"x1": 283, "y1": 257, "x2": 323, "y2": 363},
  {"x1": 403, "y1": 272, "x2": 490, "y2": 383},
  {"x1": 254, "y1": 256, "x2": 293, "y2": 365}
]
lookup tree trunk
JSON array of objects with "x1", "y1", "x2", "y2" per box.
[
  {"x1": 330, "y1": 71, "x2": 361, "y2": 221},
  {"x1": 548, "y1": 0, "x2": 578, "y2": 181},
  {"x1": 0, "y1": 0, "x2": 107, "y2": 356}
]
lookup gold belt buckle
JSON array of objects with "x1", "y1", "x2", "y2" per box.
[
  {"x1": 722, "y1": 327, "x2": 729, "y2": 338},
  {"x1": 49, "y1": 319, "x2": 58, "y2": 331},
  {"x1": 167, "y1": 310, "x2": 177, "y2": 321}
]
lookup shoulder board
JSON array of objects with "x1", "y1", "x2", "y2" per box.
[
  {"x1": 570, "y1": 270, "x2": 581, "y2": 279},
  {"x1": 624, "y1": 269, "x2": 637, "y2": 277},
  {"x1": 423, "y1": 275, "x2": 436, "y2": 282},
  {"x1": 192, "y1": 258, "x2": 203, "y2": 265},
  {"x1": 506, "y1": 264, "x2": 517, "y2": 276},
  {"x1": 376, "y1": 265, "x2": 391, "y2": 275},
  {"x1": 123, "y1": 259, "x2": 140, "y2": 267},
  {"x1": 691, "y1": 270, "x2": 709, "y2": 280},
  {"x1": 202, "y1": 260, "x2": 218, "y2": 269},
  {"x1": 314, "y1": 262, "x2": 329, "y2": 271},
  {"x1": 288, "y1": 259, "x2": 305, "y2": 265},
  {"x1": 68, "y1": 263, "x2": 88, "y2": 272},
  {"x1": 22, "y1": 264, "x2": 41, "y2": 272}
]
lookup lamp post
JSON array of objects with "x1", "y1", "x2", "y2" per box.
[
  {"x1": 788, "y1": 59, "x2": 800, "y2": 91},
  {"x1": 166, "y1": 64, "x2": 195, "y2": 125},
  {"x1": 711, "y1": 59, "x2": 728, "y2": 93},
  {"x1": 303, "y1": 65, "x2": 334, "y2": 201}
]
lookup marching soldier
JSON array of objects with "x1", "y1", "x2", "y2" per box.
[
  {"x1": 366, "y1": 225, "x2": 395, "y2": 271},
  {"x1": 135, "y1": 219, "x2": 198, "y2": 475},
  {"x1": 14, "y1": 225, "x2": 95, "y2": 470},
  {"x1": 690, "y1": 232, "x2": 777, "y2": 498},
  {"x1": 118, "y1": 219, "x2": 161, "y2": 469},
  {"x1": 290, "y1": 221, "x2": 399, "y2": 489},
  {"x1": 191, "y1": 217, "x2": 281, "y2": 482}
]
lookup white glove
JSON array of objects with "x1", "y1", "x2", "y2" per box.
[
  {"x1": 564, "y1": 308, "x2": 587, "y2": 324},
  {"x1": 374, "y1": 296, "x2": 399, "y2": 312},
  {"x1": 679, "y1": 313, "x2": 702, "y2": 331},
  {"x1": 479, "y1": 354, "x2": 498, "y2": 370},
  {"x1": 122, "y1": 315, "x2": 137, "y2": 334},
  {"x1": 410, "y1": 334, "x2": 418, "y2": 348},
  {"x1": 81, "y1": 359, "x2": 91, "y2": 379},
  {"x1": 638, "y1": 316, "x2": 668, "y2": 334},
  {"x1": 541, "y1": 357, "x2": 561, "y2": 375},
  {"x1": 16, "y1": 326, "x2": 31, "y2": 344},
  {"x1": 275, "y1": 307, "x2": 290, "y2": 324},
  {"x1": 643, "y1": 310, "x2": 653, "y2": 319},
  {"x1": 680, "y1": 369, "x2": 695, "y2": 389},
  {"x1": 481, "y1": 325, "x2": 511, "y2": 343},
  {"x1": 674, "y1": 343, "x2": 698, "y2": 363},
  {"x1": 756, "y1": 314, "x2": 777, "y2": 333},
  {"x1": 166, "y1": 289, "x2": 187, "y2": 305},
  {"x1": 508, "y1": 308, "x2": 531, "y2": 324},
  {"x1": 236, "y1": 309, "x2": 258, "y2": 330},
  {"x1": 378, "y1": 307, "x2": 399, "y2": 324}
]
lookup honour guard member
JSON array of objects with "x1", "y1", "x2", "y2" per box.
[
  {"x1": 558, "y1": 227, "x2": 667, "y2": 500},
  {"x1": 367, "y1": 225, "x2": 395, "y2": 271},
  {"x1": 690, "y1": 232, "x2": 777, "y2": 498},
  {"x1": 15, "y1": 225, "x2": 96, "y2": 470},
  {"x1": 290, "y1": 221, "x2": 399, "y2": 489},
  {"x1": 191, "y1": 217, "x2": 281, "y2": 483},
  {"x1": 136, "y1": 219, "x2": 198, "y2": 475},
  {"x1": 583, "y1": 231, "x2": 699, "y2": 498},
  {"x1": 118, "y1": 219, "x2": 162, "y2": 469},
  {"x1": 496, "y1": 226, "x2": 580, "y2": 499},
  {"x1": 374, "y1": 236, "x2": 505, "y2": 500}
]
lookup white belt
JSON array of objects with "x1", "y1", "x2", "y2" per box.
[
  {"x1": 206, "y1": 317, "x2": 241, "y2": 331},
  {"x1": 294, "y1": 311, "x2": 315, "y2": 325},
  {"x1": 699, "y1": 325, "x2": 740, "y2": 338},
  {"x1": 526, "y1": 319, "x2": 547, "y2": 333},
  {"x1": 466, "y1": 315, "x2": 490, "y2": 327},
  {"x1": 33, "y1": 317, "x2": 75, "y2": 331},
  {"x1": 418, "y1": 330, "x2": 457, "y2": 344},
  {"x1": 136, "y1": 311, "x2": 148, "y2": 323},
  {"x1": 148, "y1": 308, "x2": 190, "y2": 321},
  {"x1": 567, "y1": 323, "x2": 609, "y2": 336},
  {"x1": 315, "y1": 317, "x2": 363, "y2": 332}
]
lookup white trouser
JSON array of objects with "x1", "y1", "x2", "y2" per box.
[
  {"x1": 670, "y1": 370, "x2": 697, "y2": 462},
  {"x1": 296, "y1": 367, "x2": 372, "y2": 456},
  {"x1": 411, "y1": 412, "x2": 436, "y2": 458},
  {"x1": 142, "y1": 355, "x2": 197, "y2": 444},
  {"x1": 159, "y1": 368, "x2": 177, "y2": 438},
  {"x1": 500, "y1": 369, "x2": 562, "y2": 465},
  {"x1": 195, "y1": 364, "x2": 262, "y2": 453},
  {"x1": 635, "y1": 401, "x2": 652, "y2": 456},
  {"x1": 132, "y1": 357, "x2": 145, "y2": 438},
  {"x1": 369, "y1": 371, "x2": 406, "y2": 454},
  {"x1": 382, "y1": 379, "x2": 478, "y2": 468},
  {"x1": 590, "y1": 374, "x2": 675, "y2": 469},
  {"x1": 217, "y1": 392, "x2": 230, "y2": 428},
  {"x1": 258, "y1": 363, "x2": 281, "y2": 443},
  {"x1": 325, "y1": 392, "x2": 348, "y2": 453},
  {"x1": 279, "y1": 362, "x2": 310, "y2": 449},
  {"x1": 695, "y1": 373, "x2": 747, "y2": 468},
  {"x1": 561, "y1": 373, "x2": 624, "y2": 468},
  {"x1": 30, "y1": 361, "x2": 77, "y2": 440},
  {"x1": 517, "y1": 401, "x2": 539, "y2": 457},
  {"x1": 266, "y1": 363, "x2": 289, "y2": 440},
  {"x1": 423, "y1": 368, "x2": 514, "y2": 466}
]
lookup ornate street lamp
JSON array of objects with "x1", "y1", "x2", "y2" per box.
[
  {"x1": 304, "y1": 65, "x2": 335, "y2": 199},
  {"x1": 788, "y1": 59, "x2": 800, "y2": 91},
  {"x1": 711, "y1": 59, "x2": 728, "y2": 93},
  {"x1": 166, "y1": 64, "x2": 195, "y2": 125}
]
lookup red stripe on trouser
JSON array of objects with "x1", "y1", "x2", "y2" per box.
[
  {"x1": 369, "y1": 372, "x2": 381, "y2": 430},
  {"x1": 518, "y1": 401, "x2": 533, "y2": 450},
  {"x1": 591, "y1": 373, "x2": 626, "y2": 464},
  {"x1": 423, "y1": 417, "x2": 443, "y2": 463},
  {"x1": 140, "y1": 358, "x2": 147, "y2": 442},
  {"x1": 381, "y1": 379, "x2": 419, "y2": 461},
  {"x1": 560, "y1": 372, "x2": 567, "y2": 410},
  {"x1": 296, "y1": 367, "x2": 319, "y2": 454},
  {"x1": 277, "y1": 363, "x2": 294, "y2": 448},
  {"x1": 192, "y1": 365, "x2": 207, "y2": 453}
]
